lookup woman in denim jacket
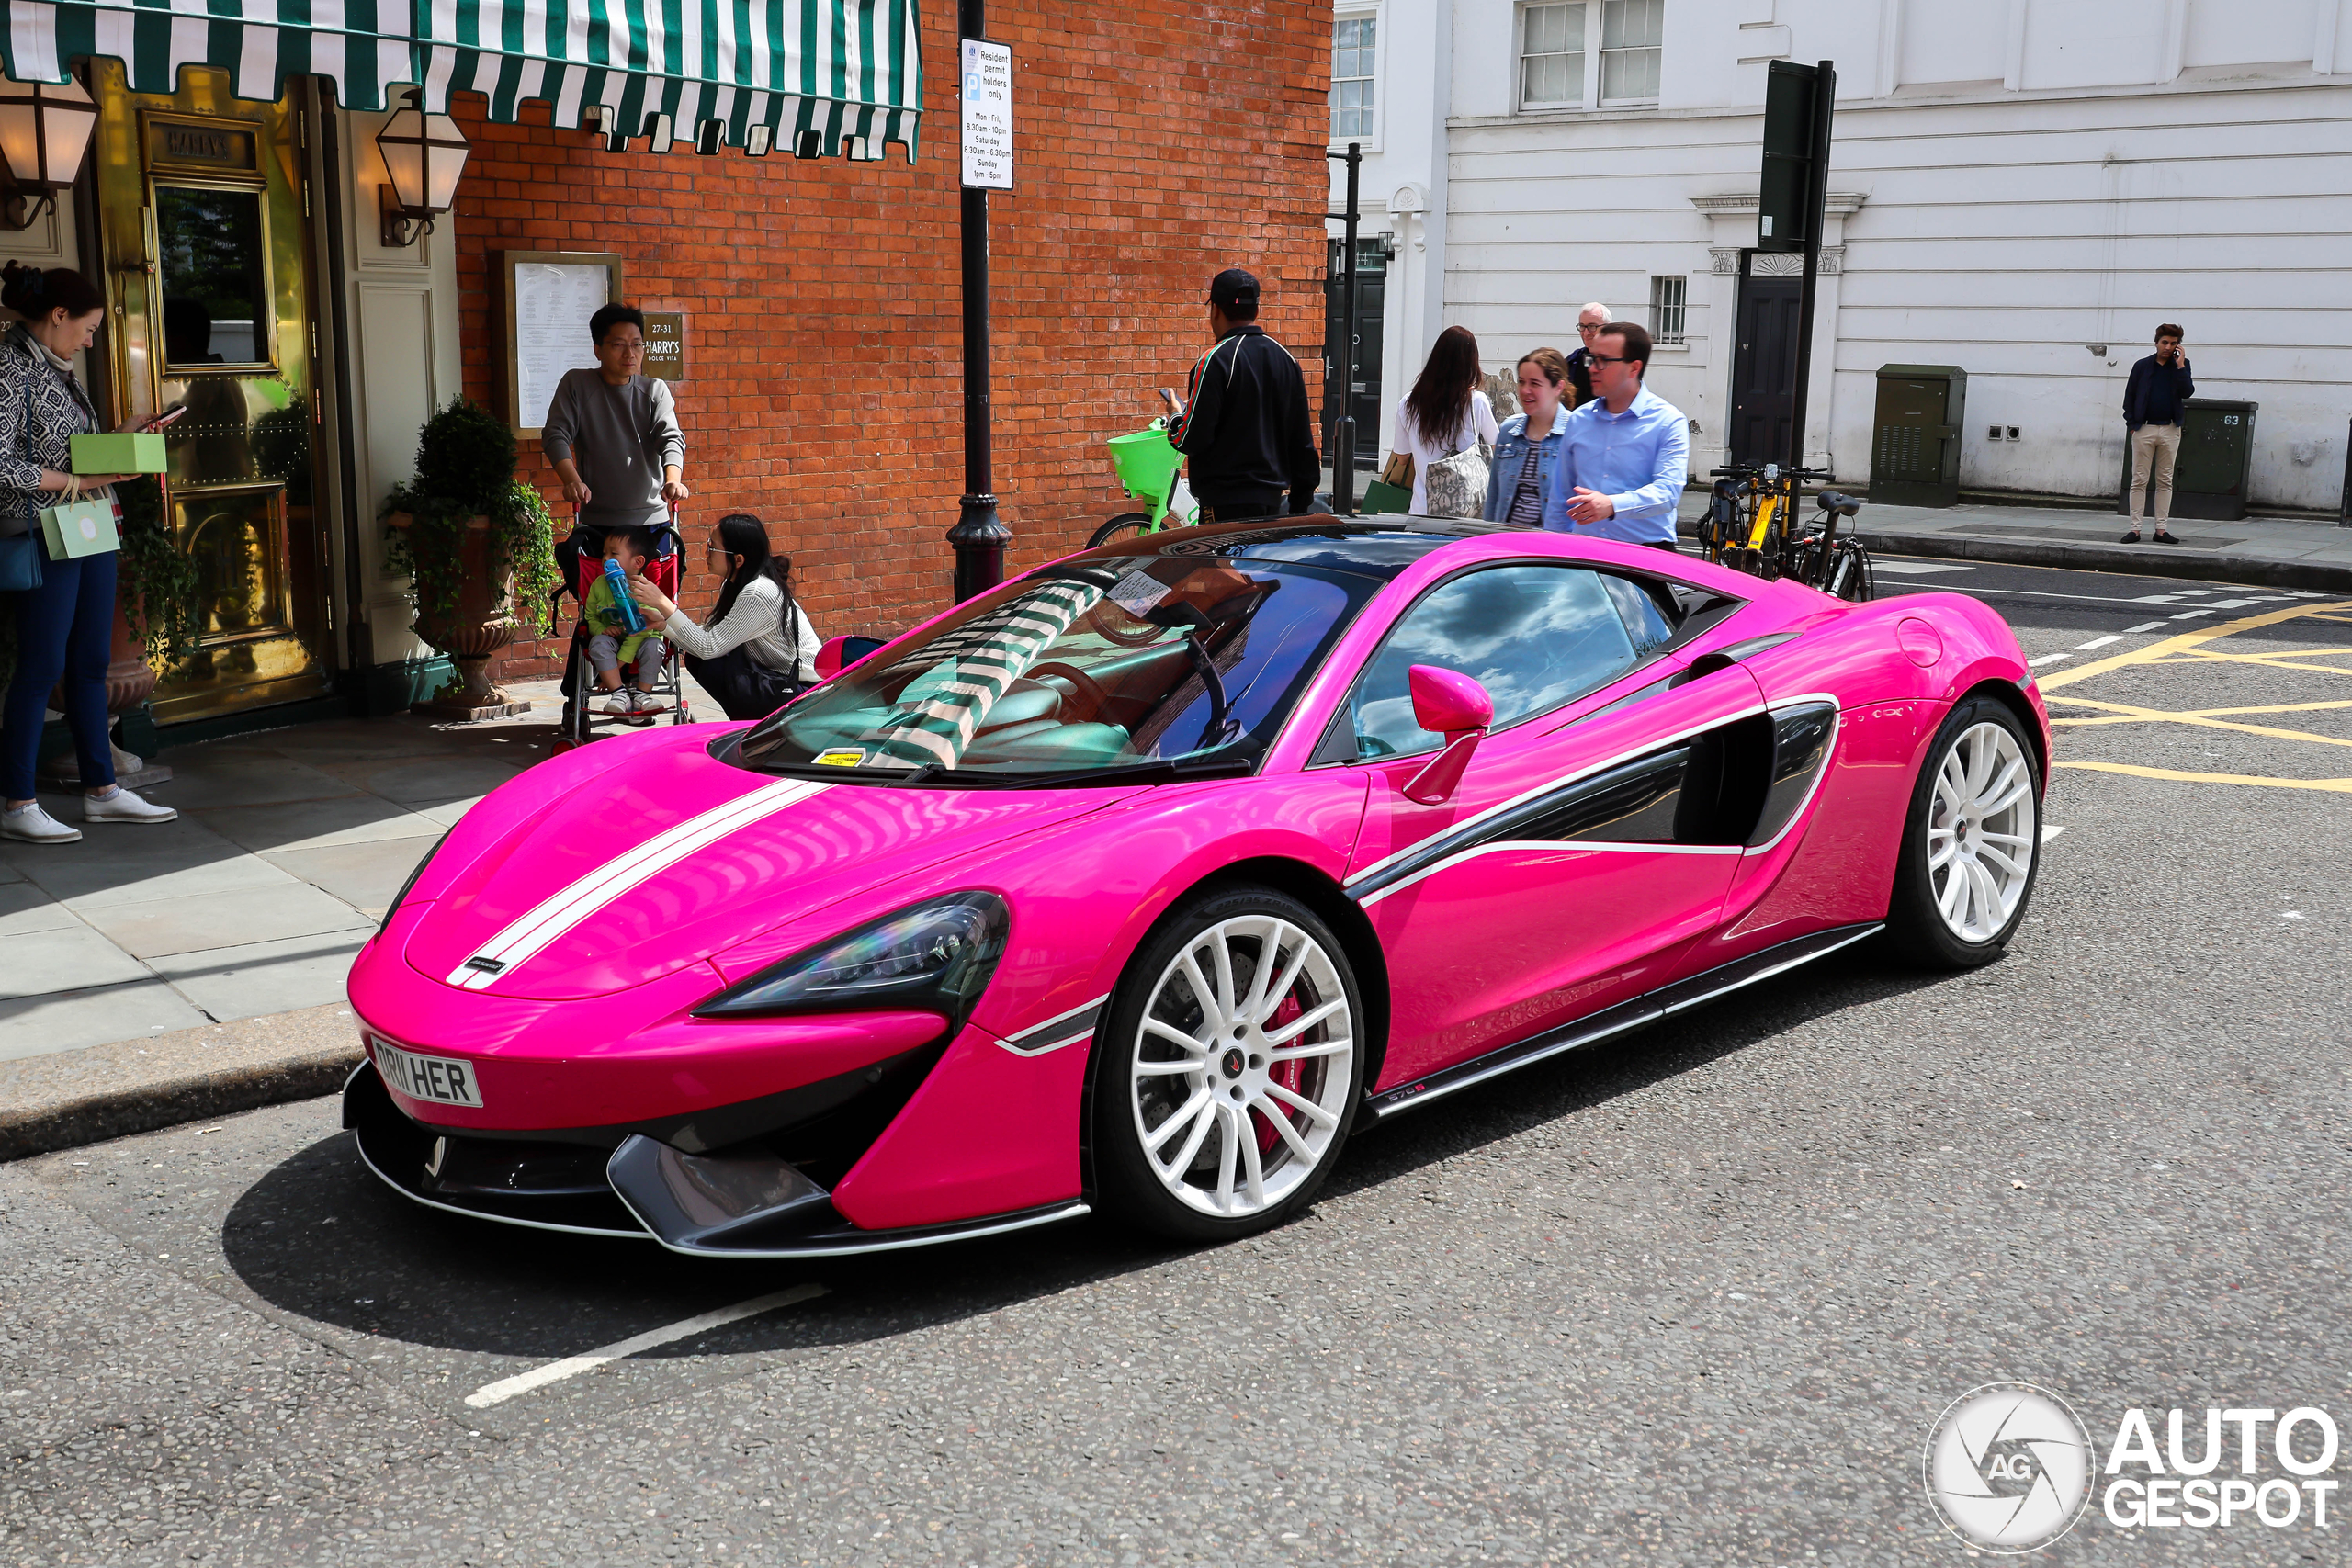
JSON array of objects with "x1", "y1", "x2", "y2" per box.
[{"x1": 1482, "y1": 346, "x2": 1576, "y2": 525}]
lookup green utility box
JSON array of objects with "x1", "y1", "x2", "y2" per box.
[
  {"x1": 2119, "y1": 398, "x2": 2257, "y2": 522},
  {"x1": 1870, "y1": 366, "x2": 1966, "y2": 507},
  {"x1": 69, "y1": 431, "x2": 168, "y2": 474}
]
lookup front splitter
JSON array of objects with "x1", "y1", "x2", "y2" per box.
[{"x1": 343, "y1": 1063, "x2": 1091, "y2": 1258}]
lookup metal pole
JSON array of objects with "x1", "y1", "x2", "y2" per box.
[
  {"x1": 1331, "y1": 142, "x2": 1362, "y2": 513},
  {"x1": 948, "y1": 0, "x2": 1007, "y2": 601},
  {"x1": 1785, "y1": 60, "x2": 1834, "y2": 475}
]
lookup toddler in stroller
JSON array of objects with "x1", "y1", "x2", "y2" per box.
[{"x1": 584, "y1": 527, "x2": 671, "y2": 717}]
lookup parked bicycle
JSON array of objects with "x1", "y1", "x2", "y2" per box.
[
  {"x1": 1090, "y1": 387, "x2": 1205, "y2": 548},
  {"x1": 1698, "y1": 463, "x2": 1874, "y2": 602}
]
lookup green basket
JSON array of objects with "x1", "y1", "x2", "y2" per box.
[{"x1": 1106, "y1": 425, "x2": 1183, "y2": 508}]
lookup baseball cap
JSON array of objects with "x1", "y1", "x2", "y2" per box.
[{"x1": 1206, "y1": 267, "x2": 1261, "y2": 310}]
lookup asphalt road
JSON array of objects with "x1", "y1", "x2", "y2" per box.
[{"x1": 5, "y1": 561, "x2": 2349, "y2": 1566}]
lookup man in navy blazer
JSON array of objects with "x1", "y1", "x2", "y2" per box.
[{"x1": 2120, "y1": 324, "x2": 2194, "y2": 544}]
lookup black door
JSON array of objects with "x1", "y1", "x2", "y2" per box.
[
  {"x1": 1729, "y1": 258, "x2": 1803, "y2": 468},
  {"x1": 1324, "y1": 239, "x2": 1386, "y2": 470}
]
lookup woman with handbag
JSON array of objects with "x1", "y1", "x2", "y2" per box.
[
  {"x1": 1482, "y1": 347, "x2": 1576, "y2": 525},
  {"x1": 1391, "y1": 325, "x2": 1498, "y2": 518},
  {"x1": 628, "y1": 513, "x2": 821, "y2": 722},
  {"x1": 1, "y1": 263, "x2": 177, "y2": 845}
]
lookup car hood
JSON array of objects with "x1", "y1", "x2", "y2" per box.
[{"x1": 401, "y1": 739, "x2": 1139, "y2": 1000}]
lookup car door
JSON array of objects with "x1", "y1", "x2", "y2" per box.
[{"x1": 1323, "y1": 562, "x2": 1770, "y2": 1091}]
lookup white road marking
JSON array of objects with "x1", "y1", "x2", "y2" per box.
[
  {"x1": 2201, "y1": 597, "x2": 2274, "y2": 609},
  {"x1": 463, "y1": 1284, "x2": 828, "y2": 1409},
  {"x1": 2041, "y1": 825, "x2": 2066, "y2": 842},
  {"x1": 2169, "y1": 610, "x2": 2210, "y2": 620},
  {"x1": 2073, "y1": 635, "x2": 2123, "y2": 650},
  {"x1": 1869, "y1": 560, "x2": 1977, "y2": 576},
  {"x1": 2029, "y1": 652, "x2": 2074, "y2": 666},
  {"x1": 2123, "y1": 621, "x2": 2167, "y2": 633}
]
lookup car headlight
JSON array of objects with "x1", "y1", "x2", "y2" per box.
[
  {"x1": 695, "y1": 891, "x2": 1010, "y2": 1026},
  {"x1": 381, "y1": 829, "x2": 453, "y2": 931}
]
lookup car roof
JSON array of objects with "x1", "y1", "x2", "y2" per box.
[{"x1": 1113, "y1": 515, "x2": 1515, "y2": 581}]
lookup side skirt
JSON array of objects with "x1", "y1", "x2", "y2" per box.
[{"x1": 1362, "y1": 921, "x2": 1884, "y2": 1122}]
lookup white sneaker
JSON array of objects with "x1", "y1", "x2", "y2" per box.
[
  {"x1": 111, "y1": 741, "x2": 144, "y2": 774},
  {"x1": 84, "y1": 786, "x2": 177, "y2": 824},
  {"x1": 631, "y1": 692, "x2": 670, "y2": 714},
  {"x1": 601, "y1": 690, "x2": 636, "y2": 715},
  {"x1": 2, "y1": 802, "x2": 82, "y2": 843}
]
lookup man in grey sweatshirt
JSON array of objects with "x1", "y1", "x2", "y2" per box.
[{"x1": 543, "y1": 303, "x2": 688, "y2": 594}]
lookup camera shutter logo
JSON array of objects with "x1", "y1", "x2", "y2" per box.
[{"x1": 1923, "y1": 1382, "x2": 2093, "y2": 1552}]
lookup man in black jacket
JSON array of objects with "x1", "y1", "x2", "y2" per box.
[
  {"x1": 2120, "y1": 323, "x2": 2195, "y2": 545},
  {"x1": 1166, "y1": 269, "x2": 1322, "y2": 521}
]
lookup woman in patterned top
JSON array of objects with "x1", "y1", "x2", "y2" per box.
[
  {"x1": 0, "y1": 263, "x2": 180, "y2": 844},
  {"x1": 1482, "y1": 347, "x2": 1575, "y2": 526}
]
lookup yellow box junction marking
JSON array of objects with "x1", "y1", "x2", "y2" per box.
[{"x1": 2036, "y1": 598, "x2": 2352, "y2": 793}]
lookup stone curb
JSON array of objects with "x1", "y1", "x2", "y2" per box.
[
  {"x1": 0, "y1": 1003, "x2": 360, "y2": 1162},
  {"x1": 1677, "y1": 519, "x2": 2352, "y2": 593}
]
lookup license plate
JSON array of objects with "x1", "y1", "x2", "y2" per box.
[{"x1": 374, "y1": 1039, "x2": 485, "y2": 1109}]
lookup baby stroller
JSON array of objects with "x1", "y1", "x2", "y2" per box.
[{"x1": 553, "y1": 508, "x2": 692, "y2": 755}]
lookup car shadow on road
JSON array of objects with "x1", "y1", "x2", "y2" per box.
[{"x1": 214, "y1": 949, "x2": 1960, "y2": 1365}]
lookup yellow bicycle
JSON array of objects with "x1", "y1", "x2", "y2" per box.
[{"x1": 1700, "y1": 464, "x2": 1873, "y2": 602}]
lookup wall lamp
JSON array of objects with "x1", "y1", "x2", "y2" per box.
[
  {"x1": 0, "y1": 74, "x2": 99, "y2": 231},
  {"x1": 377, "y1": 89, "x2": 470, "y2": 247}
]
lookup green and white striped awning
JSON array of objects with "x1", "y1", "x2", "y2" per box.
[{"x1": 0, "y1": 1, "x2": 922, "y2": 160}]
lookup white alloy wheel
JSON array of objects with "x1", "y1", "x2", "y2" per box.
[
  {"x1": 1927, "y1": 720, "x2": 2038, "y2": 942},
  {"x1": 1127, "y1": 915, "x2": 1355, "y2": 1220}
]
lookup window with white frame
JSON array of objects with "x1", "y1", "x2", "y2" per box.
[
  {"x1": 1331, "y1": 14, "x2": 1377, "y2": 141},
  {"x1": 1649, "y1": 275, "x2": 1686, "y2": 346},
  {"x1": 1600, "y1": 0, "x2": 1664, "y2": 104},
  {"x1": 1519, "y1": 4, "x2": 1587, "y2": 111}
]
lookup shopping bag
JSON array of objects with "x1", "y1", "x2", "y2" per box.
[
  {"x1": 1359, "y1": 479, "x2": 1414, "y2": 514},
  {"x1": 39, "y1": 496, "x2": 122, "y2": 560}
]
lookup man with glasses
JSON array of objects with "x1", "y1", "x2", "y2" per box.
[
  {"x1": 543, "y1": 302, "x2": 690, "y2": 596},
  {"x1": 1540, "y1": 321, "x2": 1690, "y2": 551},
  {"x1": 1564, "y1": 300, "x2": 1611, "y2": 407}
]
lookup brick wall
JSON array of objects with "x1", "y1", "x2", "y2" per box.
[{"x1": 450, "y1": 4, "x2": 1333, "y2": 684}]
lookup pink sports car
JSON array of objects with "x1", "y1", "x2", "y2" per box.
[{"x1": 345, "y1": 519, "x2": 2050, "y2": 1253}]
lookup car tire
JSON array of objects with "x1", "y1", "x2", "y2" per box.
[
  {"x1": 1881, "y1": 696, "x2": 2042, "y2": 969},
  {"x1": 1091, "y1": 886, "x2": 1364, "y2": 1242}
]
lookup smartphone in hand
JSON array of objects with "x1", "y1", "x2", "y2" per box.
[{"x1": 142, "y1": 404, "x2": 187, "y2": 432}]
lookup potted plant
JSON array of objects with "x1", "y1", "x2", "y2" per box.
[{"x1": 382, "y1": 399, "x2": 560, "y2": 719}]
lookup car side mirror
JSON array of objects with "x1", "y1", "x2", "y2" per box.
[
  {"x1": 1402, "y1": 665, "x2": 1493, "y2": 805},
  {"x1": 814, "y1": 634, "x2": 886, "y2": 680}
]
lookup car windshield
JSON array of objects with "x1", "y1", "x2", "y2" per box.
[{"x1": 733, "y1": 556, "x2": 1382, "y2": 784}]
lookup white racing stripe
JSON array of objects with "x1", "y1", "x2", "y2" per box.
[
  {"x1": 463, "y1": 1284, "x2": 828, "y2": 1408},
  {"x1": 447, "y1": 779, "x2": 829, "y2": 990}
]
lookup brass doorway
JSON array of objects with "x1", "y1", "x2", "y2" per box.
[{"x1": 89, "y1": 62, "x2": 330, "y2": 724}]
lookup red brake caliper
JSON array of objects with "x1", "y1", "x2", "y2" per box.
[{"x1": 1254, "y1": 991, "x2": 1306, "y2": 1155}]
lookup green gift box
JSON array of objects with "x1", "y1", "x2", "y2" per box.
[
  {"x1": 70, "y1": 432, "x2": 168, "y2": 474},
  {"x1": 40, "y1": 497, "x2": 122, "y2": 560}
]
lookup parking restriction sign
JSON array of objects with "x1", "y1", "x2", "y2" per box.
[{"x1": 961, "y1": 39, "x2": 1012, "y2": 190}]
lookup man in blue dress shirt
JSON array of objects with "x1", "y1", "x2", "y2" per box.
[{"x1": 1540, "y1": 321, "x2": 1690, "y2": 550}]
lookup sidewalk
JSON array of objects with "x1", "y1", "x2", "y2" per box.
[
  {"x1": 0, "y1": 673, "x2": 714, "y2": 1156},
  {"x1": 1676, "y1": 492, "x2": 2352, "y2": 591}
]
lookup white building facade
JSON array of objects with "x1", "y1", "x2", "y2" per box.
[{"x1": 1329, "y1": 0, "x2": 2352, "y2": 511}]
